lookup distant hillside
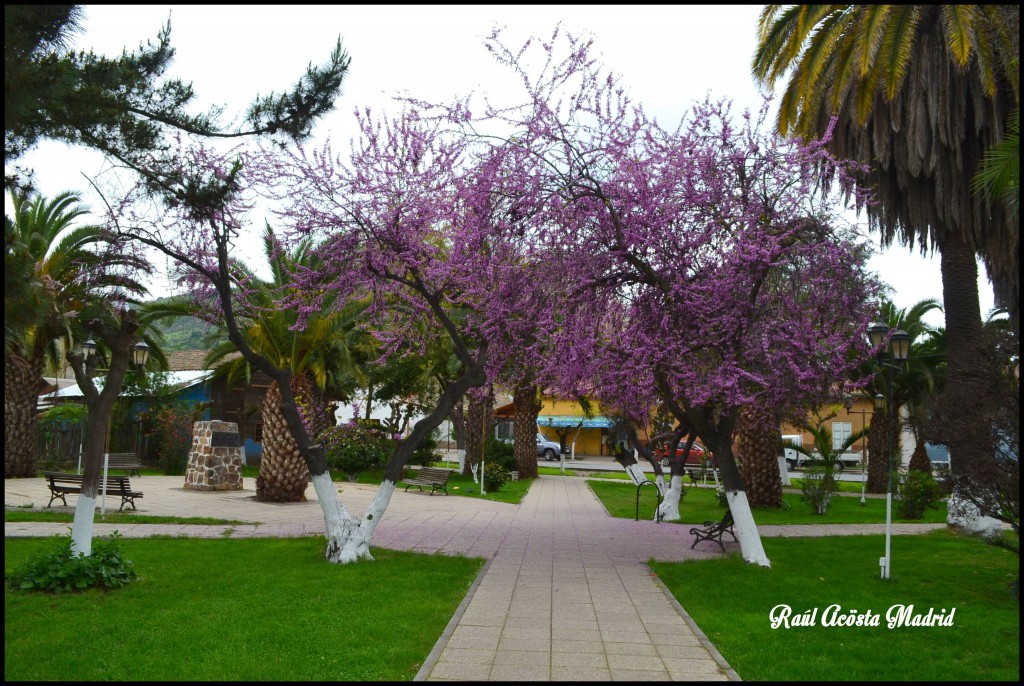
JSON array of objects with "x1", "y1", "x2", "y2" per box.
[{"x1": 139, "y1": 298, "x2": 218, "y2": 352}]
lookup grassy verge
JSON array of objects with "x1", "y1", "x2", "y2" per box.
[
  {"x1": 650, "y1": 530, "x2": 1019, "y2": 681},
  {"x1": 587, "y1": 479, "x2": 948, "y2": 525},
  {"x1": 4, "y1": 537, "x2": 483, "y2": 681},
  {"x1": 4, "y1": 510, "x2": 258, "y2": 525}
]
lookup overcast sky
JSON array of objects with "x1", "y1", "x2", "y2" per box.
[{"x1": 10, "y1": 4, "x2": 997, "y2": 327}]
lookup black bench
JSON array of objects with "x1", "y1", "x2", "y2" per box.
[
  {"x1": 42, "y1": 471, "x2": 143, "y2": 511},
  {"x1": 105, "y1": 452, "x2": 143, "y2": 476},
  {"x1": 404, "y1": 467, "x2": 456, "y2": 496},
  {"x1": 690, "y1": 510, "x2": 736, "y2": 551}
]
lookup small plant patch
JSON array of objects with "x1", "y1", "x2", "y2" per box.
[{"x1": 6, "y1": 532, "x2": 138, "y2": 594}]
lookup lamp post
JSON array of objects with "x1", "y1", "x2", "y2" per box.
[
  {"x1": 79, "y1": 338, "x2": 151, "y2": 513},
  {"x1": 868, "y1": 322, "x2": 910, "y2": 580}
]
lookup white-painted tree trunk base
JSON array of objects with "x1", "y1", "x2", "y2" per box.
[
  {"x1": 777, "y1": 456, "x2": 791, "y2": 486},
  {"x1": 725, "y1": 490, "x2": 771, "y2": 567},
  {"x1": 471, "y1": 462, "x2": 479, "y2": 484},
  {"x1": 624, "y1": 463, "x2": 646, "y2": 485},
  {"x1": 313, "y1": 473, "x2": 397, "y2": 564},
  {"x1": 456, "y1": 449, "x2": 466, "y2": 473},
  {"x1": 946, "y1": 491, "x2": 1003, "y2": 537},
  {"x1": 657, "y1": 475, "x2": 684, "y2": 521},
  {"x1": 70, "y1": 494, "x2": 97, "y2": 556}
]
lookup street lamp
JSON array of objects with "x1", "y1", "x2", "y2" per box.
[
  {"x1": 868, "y1": 322, "x2": 910, "y2": 580},
  {"x1": 78, "y1": 338, "x2": 151, "y2": 512}
]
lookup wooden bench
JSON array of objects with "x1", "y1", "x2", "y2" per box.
[
  {"x1": 105, "y1": 452, "x2": 143, "y2": 476},
  {"x1": 689, "y1": 510, "x2": 736, "y2": 552},
  {"x1": 403, "y1": 467, "x2": 456, "y2": 496},
  {"x1": 42, "y1": 471, "x2": 143, "y2": 511}
]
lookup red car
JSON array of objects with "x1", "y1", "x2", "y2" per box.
[{"x1": 655, "y1": 443, "x2": 715, "y2": 469}]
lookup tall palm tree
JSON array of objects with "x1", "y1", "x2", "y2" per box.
[
  {"x1": 5, "y1": 189, "x2": 148, "y2": 477},
  {"x1": 753, "y1": 5, "x2": 1019, "y2": 482},
  {"x1": 140, "y1": 225, "x2": 366, "y2": 501}
]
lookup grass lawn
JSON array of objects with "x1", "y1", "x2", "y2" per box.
[
  {"x1": 650, "y1": 530, "x2": 1019, "y2": 681},
  {"x1": 4, "y1": 537, "x2": 483, "y2": 681},
  {"x1": 4, "y1": 510, "x2": 257, "y2": 525},
  {"x1": 587, "y1": 479, "x2": 949, "y2": 525}
]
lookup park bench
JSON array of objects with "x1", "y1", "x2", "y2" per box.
[
  {"x1": 403, "y1": 466, "x2": 456, "y2": 496},
  {"x1": 42, "y1": 471, "x2": 143, "y2": 511},
  {"x1": 689, "y1": 509, "x2": 736, "y2": 552},
  {"x1": 104, "y1": 452, "x2": 143, "y2": 476}
]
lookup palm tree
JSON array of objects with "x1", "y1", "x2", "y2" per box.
[
  {"x1": 140, "y1": 225, "x2": 365, "y2": 501},
  {"x1": 5, "y1": 189, "x2": 148, "y2": 477},
  {"x1": 792, "y1": 421, "x2": 869, "y2": 514},
  {"x1": 753, "y1": 5, "x2": 1019, "y2": 483},
  {"x1": 736, "y1": 404, "x2": 784, "y2": 507}
]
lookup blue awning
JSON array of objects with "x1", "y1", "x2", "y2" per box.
[{"x1": 537, "y1": 415, "x2": 614, "y2": 429}]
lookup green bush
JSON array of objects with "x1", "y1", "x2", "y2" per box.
[
  {"x1": 896, "y1": 470, "x2": 943, "y2": 519},
  {"x1": 484, "y1": 438, "x2": 517, "y2": 472},
  {"x1": 321, "y1": 423, "x2": 395, "y2": 481},
  {"x1": 6, "y1": 532, "x2": 137, "y2": 594},
  {"x1": 800, "y1": 463, "x2": 839, "y2": 515},
  {"x1": 483, "y1": 463, "x2": 511, "y2": 492},
  {"x1": 410, "y1": 432, "x2": 439, "y2": 467}
]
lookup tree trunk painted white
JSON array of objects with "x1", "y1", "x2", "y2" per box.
[
  {"x1": 312, "y1": 472, "x2": 397, "y2": 564},
  {"x1": 946, "y1": 491, "x2": 1003, "y2": 537},
  {"x1": 777, "y1": 456, "x2": 791, "y2": 487},
  {"x1": 70, "y1": 494, "x2": 97, "y2": 556},
  {"x1": 657, "y1": 474, "x2": 684, "y2": 521},
  {"x1": 470, "y1": 462, "x2": 479, "y2": 484},
  {"x1": 456, "y1": 449, "x2": 466, "y2": 473},
  {"x1": 624, "y1": 462, "x2": 647, "y2": 485},
  {"x1": 725, "y1": 490, "x2": 771, "y2": 567}
]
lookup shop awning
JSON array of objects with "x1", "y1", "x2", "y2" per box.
[{"x1": 537, "y1": 415, "x2": 615, "y2": 429}]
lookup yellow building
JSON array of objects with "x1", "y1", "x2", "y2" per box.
[
  {"x1": 497, "y1": 392, "x2": 877, "y2": 460},
  {"x1": 494, "y1": 395, "x2": 616, "y2": 456},
  {"x1": 779, "y1": 396, "x2": 875, "y2": 455}
]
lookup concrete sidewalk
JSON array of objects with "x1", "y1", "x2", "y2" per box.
[{"x1": 4, "y1": 474, "x2": 945, "y2": 681}]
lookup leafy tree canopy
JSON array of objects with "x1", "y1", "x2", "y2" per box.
[{"x1": 4, "y1": 4, "x2": 350, "y2": 191}]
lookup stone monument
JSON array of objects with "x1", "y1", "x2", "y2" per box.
[{"x1": 184, "y1": 420, "x2": 244, "y2": 491}]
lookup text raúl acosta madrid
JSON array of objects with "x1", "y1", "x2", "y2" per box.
[{"x1": 770, "y1": 604, "x2": 956, "y2": 629}]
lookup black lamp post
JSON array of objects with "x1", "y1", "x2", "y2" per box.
[
  {"x1": 868, "y1": 322, "x2": 910, "y2": 580},
  {"x1": 77, "y1": 337, "x2": 151, "y2": 511}
]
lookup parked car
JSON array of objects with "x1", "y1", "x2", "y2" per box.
[
  {"x1": 656, "y1": 443, "x2": 715, "y2": 471},
  {"x1": 536, "y1": 433, "x2": 564, "y2": 461}
]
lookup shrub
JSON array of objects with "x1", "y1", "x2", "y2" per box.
[
  {"x1": 484, "y1": 438, "x2": 517, "y2": 472},
  {"x1": 715, "y1": 485, "x2": 729, "y2": 507},
  {"x1": 800, "y1": 463, "x2": 839, "y2": 515},
  {"x1": 483, "y1": 463, "x2": 511, "y2": 492},
  {"x1": 141, "y1": 401, "x2": 207, "y2": 475},
  {"x1": 321, "y1": 423, "x2": 395, "y2": 481},
  {"x1": 6, "y1": 532, "x2": 138, "y2": 594},
  {"x1": 410, "y1": 432, "x2": 439, "y2": 467},
  {"x1": 896, "y1": 470, "x2": 943, "y2": 519}
]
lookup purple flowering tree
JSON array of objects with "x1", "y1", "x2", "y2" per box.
[{"x1": 466, "y1": 27, "x2": 882, "y2": 565}]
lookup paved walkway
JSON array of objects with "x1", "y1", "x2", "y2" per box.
[{"x1": 5, "y1": 474, "x2": 946, "y2": 681}]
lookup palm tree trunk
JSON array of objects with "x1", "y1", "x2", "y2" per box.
[
  {"x1": 867, "y1": 409, "x2": 889, "y2": 493},
  {"x1": 256, "y1": 381, "x2": 309, "y2": 502},
  {"x1": 4, "y1": 354, "x2": 43, "y2": 478},
  {"x1": 908, "y1": 443, "x2": 932, "y2": 473},
  {"x1": 513, "y1": 382, "x2": 541, "y2": 478},
  {"x1": 936, "y1": 235, "x2": 989, "y2": 475},
  {"x1": 735, "y1": 405, "x2": 783, "y2": 507}
]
